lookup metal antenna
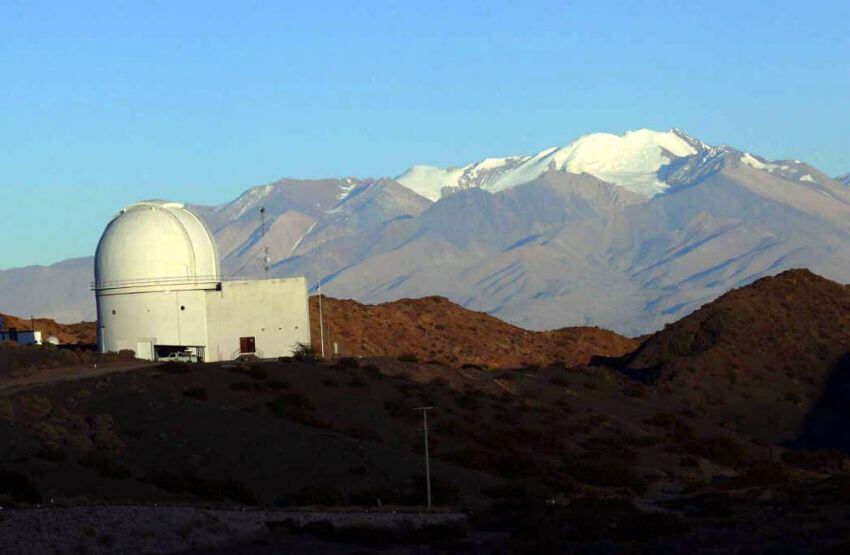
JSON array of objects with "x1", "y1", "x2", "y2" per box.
[
  {"x1": 413, "y1": 406, "x2": 434, "y2": 510},
  {"x1": 259, "y1": 207, "x2": 270, "y2": 278}
]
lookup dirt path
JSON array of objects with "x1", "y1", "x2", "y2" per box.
[{"x1": 0, "y1": 360, "x2": 157, "y2": 394}]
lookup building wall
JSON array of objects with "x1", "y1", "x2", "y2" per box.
[
  {"x1": 0, "y1": 330, "x2": 42, "y2": 345},
  {"x1": 96, "y1": 288, "x2": 210, "y2": 358},
  {"x1": 204, "y1": 278, "x2": 311, "y2": 362}
]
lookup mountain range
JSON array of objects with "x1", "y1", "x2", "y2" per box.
[{"x1": 2, "y1": 128, "x2": 848, "y2": 335}]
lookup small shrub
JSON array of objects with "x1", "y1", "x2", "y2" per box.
[
  {"x1": 245, "y1": 365, "x2": 268, "y2": 380},
  {"x1": 19, "y1": 395, "x2": 52, "y2": 418},
  {"x1": 0, "y1": 398, "x2": 14, "y2": 420},
  {"x1": 293, "y1": 343, "x2": 318, "y2": 361},
  {"x1": 361, "y1": 364, "x2": 384, "y2": 378},
  {"x1": 346, "y1": 375, "x2": 367, "y2": 388},
  {"x1": 549, "y1": 376, "x2": 570, "y2": 387},
  {"x1": 36, "y1": 445, "x2": 67, "y2": 462},
  {"x1": 0, "y1": 470, "x2": 42, "y2": 504},
  {"x1": 277, "y1": 484, "x2": 343, "y2": 506},
  {"x1": 230, "y1": 381, "x2": 260, "y2": 392},
  {"x1": 729, "y1": 461, "x2": 788, "y2": 487},
  {"x1": 267, "y1": 394, "x2": 330, "y2": 429},
  {"x1": 321, "y1": 378, "x2": 338, "y2": 387},
  {"x1": 398, "y1": 353, "x2": 419, "y2": 363},
  {"x1": 182, "y1": 387, "x2": 208, "y2": 401},
  {"x1": 782, "y1": 449, "x2": 846, "y2": 473},
  {"x1": 142, "y1": 469, "x2": 256, "y2": 504},
  {"x1": 384, "y1": 400, "x2": 406, "y2": 418},
  {"x1": 159, "y1": 361, "x2": 190, "y2": 374},
  {"x1": 338, "y1": 357, "x2": 360, "y2": 368},
  {"x1": 453, "y1": 393, "x2": 479, "y2": 411},
  {"x1": 80, "y1": 451, "x2": 131, "y2": 479},
  {"x1": 685, "y1": 436, "x2": 749, "y2": 468},
  {"x1": 265, "y1": 378, "x2": 289, "y2": 390}
]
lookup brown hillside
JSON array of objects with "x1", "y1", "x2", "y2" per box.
[
  {"x1": 309, "y1": 295, "x2": 638, "y2": 368},
  {"x1": 0, "y1": 313, "x2": 96, "y2": 345},
  {"x1": 622, "y1": 269, "x2": 850, "y2": 443}
]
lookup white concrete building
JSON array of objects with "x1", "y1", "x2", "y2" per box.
[
  {"x1": 0, "y1": 329, "x2": 43, "y2": 345},
  {"x1": 94, "y1": 200, "x2": 310, "y2": 362}
]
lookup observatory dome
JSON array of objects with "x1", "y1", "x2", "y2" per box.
[{"x1": 94, "y1": 200, "x2": 220, "y2": 291}]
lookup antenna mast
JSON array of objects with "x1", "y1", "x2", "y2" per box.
[{"x1": 260, "y1": 207, "x2": 270, "y2": 278}]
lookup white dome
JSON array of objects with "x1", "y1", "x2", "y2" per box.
[{"x1": 95, "y1": 200, "x2": 220, "y2": 291}]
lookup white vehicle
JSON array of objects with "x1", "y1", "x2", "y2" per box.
[{"x1": 160, "y1": 351, "x2": 198, "y2": 363}]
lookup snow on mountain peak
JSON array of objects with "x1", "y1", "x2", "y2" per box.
[{"x1": 396, "y1": 128, "x2": 702, "y2": 200}]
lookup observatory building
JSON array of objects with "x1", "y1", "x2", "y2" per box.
[{"x1": 94, "y1": 200, "x2": 310, "y2": 362}]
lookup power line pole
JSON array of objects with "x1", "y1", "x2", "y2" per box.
[{"x1": 413, "y1": 406, "x2": 434, "y2": 511}]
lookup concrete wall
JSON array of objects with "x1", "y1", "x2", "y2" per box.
[
  {"x1": 96, "y1": 288, "x2": 210, "y2": 358},
  {"x1": 205, "y1": 278, "x2": 310, "y2": 362}
]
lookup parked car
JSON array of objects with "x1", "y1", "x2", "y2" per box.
[{"x1": 160, "y1": 351, "x2": 198, "y2": 363}]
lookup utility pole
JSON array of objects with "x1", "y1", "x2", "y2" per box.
[{"x1": 413, "y1": 406, "x2": 434, "y2": 511}]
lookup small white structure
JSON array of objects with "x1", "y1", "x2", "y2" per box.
[
  {"x1": 94, "y1": 200, "x2": 311, "y2": 362},
  {"x1": 0, "y1": 329, "x2": 43, "y2": 345}
]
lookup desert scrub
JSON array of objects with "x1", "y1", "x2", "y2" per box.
[
  {"x1": 0, "y1": 470, "x2": 42, "y2": 504},
  {"x1": 19, "y1": 395, "x2": 52, "y2": 418},
  {"x1": 267, "y1": 394, "x2": 330, "y2": 429},
  {"x1": 0, "y1": 398, "x2": 13, "y2": 420},
  {"x1": 182, "y1": 387, "x2": 208, "y2": 401},
  {"x1": 292, "y1": 342, "x2": 318, "y2": 361},
  {"x1": 80, "y1": 450, "x2": 131, "y2": 479}
]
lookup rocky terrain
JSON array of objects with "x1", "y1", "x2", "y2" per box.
[
  {"x1": 308, "y1": 295, "x2": 638, "y2": 368},
  {"x1": 0, "y1": 312, "x2": 96, "y2": 345},
  {"x1": 1, "y1": 270, "x2": 850, "y2": 552}
]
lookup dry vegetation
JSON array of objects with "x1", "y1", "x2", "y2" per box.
[
  {"x1": 2, "y1": 269, "x2": 850, "y2": 552},
  {"x1": 309, "y1": 295, "x2": 638, "y2": 368}
]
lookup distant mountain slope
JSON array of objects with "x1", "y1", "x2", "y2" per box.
[
  {"x1": 0, "y1": 257, "x2": 94, "y2": 324},
  {"x1": 836, "y1": 173, "x2": 850, "y2": 185},
  {"x1": 2, "y1": 129, "x2": 849, "y2": 337}
]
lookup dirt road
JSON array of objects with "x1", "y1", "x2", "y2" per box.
[{"x1": 0, "y1": 359, "x2": 157, "y2": 394}]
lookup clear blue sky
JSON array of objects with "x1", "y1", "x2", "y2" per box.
[{"x1": 1, "y1": 0, "x2": 848, "y2": 269}]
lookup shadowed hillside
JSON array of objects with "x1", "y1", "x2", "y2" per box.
[
  {"x1": 621, "y1": 269, "x2": 850, "y2": 443},
  {"x1": 4, "y1": 270, "x2": 850, "y2": 551}
]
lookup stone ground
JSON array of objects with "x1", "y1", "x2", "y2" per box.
[{"x1": 0, "y1": 505, "x2": 467, "y2": 554}]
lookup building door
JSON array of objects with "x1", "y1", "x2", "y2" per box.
[{"x1": 239, "y1": 336, "x2": 256, "y2": 354}]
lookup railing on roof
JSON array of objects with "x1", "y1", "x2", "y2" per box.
[{"x1": 91, "y1": 275, "x2": 221, "y2": 291}]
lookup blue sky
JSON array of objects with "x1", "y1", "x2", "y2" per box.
[{"x1": 1, "y1": 0, "x2": 848, "y2": 268}]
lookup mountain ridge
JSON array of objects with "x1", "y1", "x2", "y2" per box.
[{"x1": 2, "y1": 129, "x2": 848, "y2": 336}]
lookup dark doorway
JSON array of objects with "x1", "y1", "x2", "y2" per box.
[{"x1": 240, "y1": 337, "x2": 256, "y2": 354}]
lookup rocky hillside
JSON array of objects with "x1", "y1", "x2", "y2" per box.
[
  {"x1": 308, "y1": 295, "x2": 638, "y2": 368},
  {"x1": 621, "y1": 269, "x2": 850, "y2": 445},
  {"x1": 1, "y1": 312, "x2": 96, "y2": 345}
]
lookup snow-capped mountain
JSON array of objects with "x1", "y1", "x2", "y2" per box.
[
  {"x1": 396, "y1": 129, "x2": 702, "y2": 200},
  {"x1": 3, "y1": 128, "x2": 849, "y2": 336}
]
